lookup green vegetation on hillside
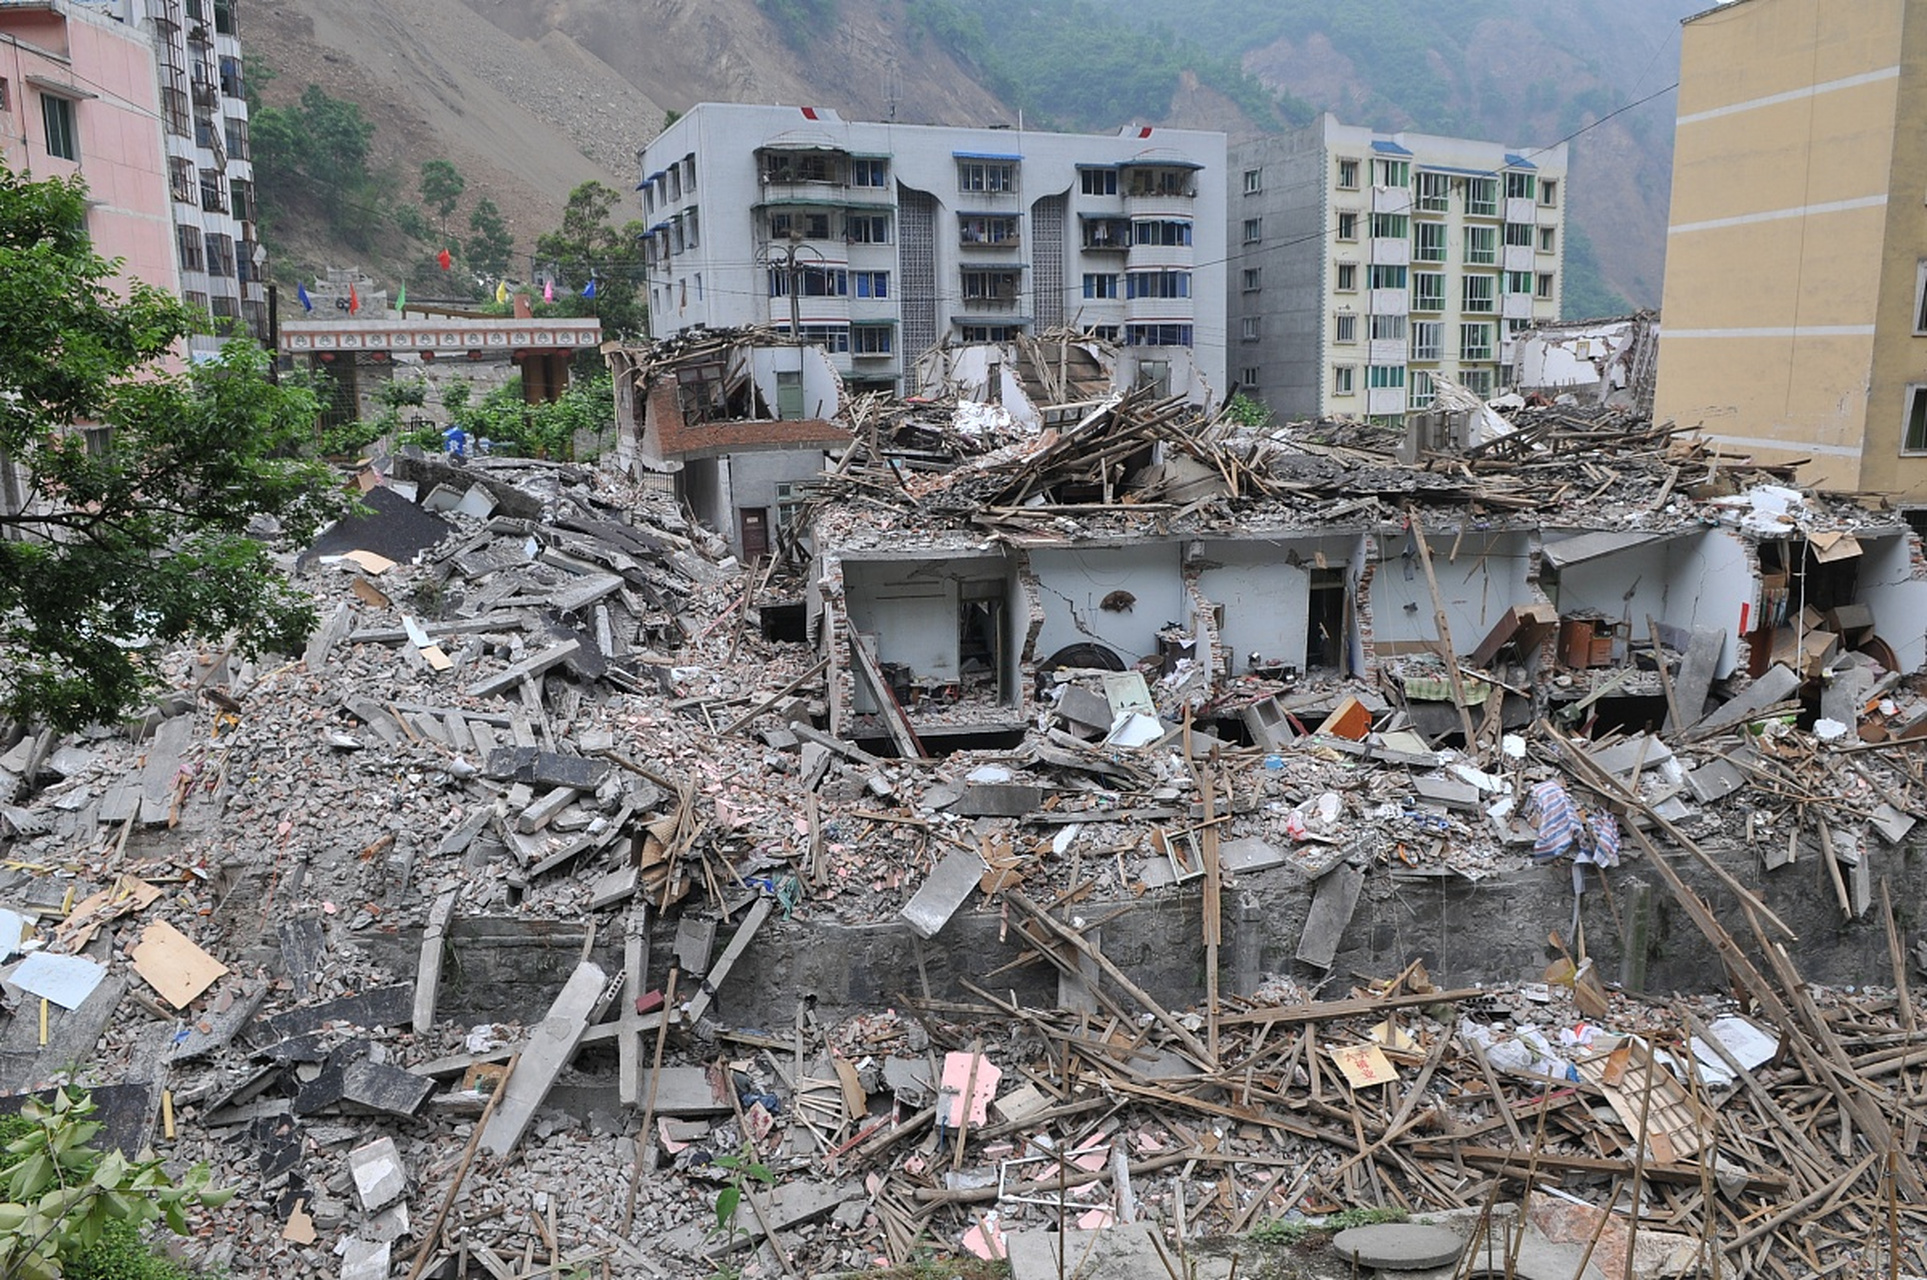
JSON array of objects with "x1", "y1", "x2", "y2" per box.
[{"x1": 903, "y1": 0, "x2": 1308, "y2": 131}]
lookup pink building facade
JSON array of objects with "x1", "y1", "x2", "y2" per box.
[{"x1": 0, "y1": 0, "x2": 181, "y2": 301}]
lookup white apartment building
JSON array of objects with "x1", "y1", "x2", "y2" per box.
[
  {"x1": 140, "y1": 0, "x2": 265, "y2": 351},
  {"x1": 1229, "y1": 115, "x2": 1567, "y2": 421},
  {"x1": 636, "y1": 103, "x2": 1227, "y2": 402}
]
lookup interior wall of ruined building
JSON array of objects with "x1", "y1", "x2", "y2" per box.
[
  {"x1": 1191, "y1": 534, "x2": 1363, "y2": 675},
  {"x1": 1548, "y1": 530, "x2": 1755, "y2": 679},
  {"x1": 1366, "y1": 530, "x2": 1536, "y2": 658},
  {"x1": 1029, "y1": 544, "x2": 1190, "y2": 670},
  {"x1": 1859, "y1": 531, "x2": 1927, "y2": 671}
]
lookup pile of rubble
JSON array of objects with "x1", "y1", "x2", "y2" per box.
[{"x1": 0, "y1": 394, "x2": 1924, "y2": 1279}]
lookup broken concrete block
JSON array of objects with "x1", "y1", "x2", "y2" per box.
[
  {"x1": 1697, "y1": 665, "x2": 1801, "y2": 734},
  {"x1": 341, "y1": 1059, "x2": 435, "y2": 1118},
  {"x1": 338, "y1": 1237, "x2": 391, "y2": 1280},
  {"x1": 1587, "y1": 733, "x2": 1674, "y2": 779},
  {"x1": 258, "y1": 985, "x2": 414, "y2": 1043},
  {"x1": 674, "y1": 917, "x2": 717, "y2": 976},
  {"x1": 590, "y1": 865, "x2": 639, "y2": 909},
  {"x1": 1412, "y1": 776, "x2": 1481, "y2": 811},
  {"x1": 480, "y1": 961, "x2": 610, "y2": 1158},
  {"x1": 1296, "y1": 863, "x2": 1365, "y2": 970},
  {"x1": 467, "y1": 640, "x2": 582, "y2": 698},
  {"x1": 1685, "y1": 758, "x2": 1745, "y2": 803},
  {"x1": 900, "y1": 846, "x2": 983, "y2": 939},
  {"x1": 1219, "y1": 836, "x2": 1288, "y2": 875},
  {"x1": 484, "y1": 747, "x2": 611, "y2": 791},
  {"x1": 516, "y1": 786, "x2": 579, "y2": 833},
  {"x1": 952, "y1": 784, "x2": 1043, "y2": 817},
  {"x1": 637, "y1": 1067, "x2": 729, "y2": 1115},
  {"x1": 348, "y1": 1136, "x2": 406, "y2": 1212}
]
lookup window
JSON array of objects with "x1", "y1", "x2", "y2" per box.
[
  {"x1": 1459, "y1": 322, "x2": 1493, "y2": 361},
  {"x1": 1409, "y1": 370, "x2": 1435, "y2": 409},
  {"x1": 1505, "y1": 222, "x2": 1534, "y2": 247},
  {"x1": 204, "y1": 233, "x2": 234, "y2": 277},
  {"x1": 1241, "y1": 267, "x2": 1262, "y2": 292},
  {"x1": 1241, "y1": 316, "x2": 1261, "y2": 342},
  {"x1": 1337, "y1": 158, "x2": 1360, "y2": 189},
  {"x1": 1540, "y1": 178, "x2": 1558, "y2": 207},
  {"x1": 1124, "y1": 166, "x2": 1193, "y2": 197},
  {"x1": 668, "y1": 166, "x2": 681, "y2": 201},
  {"x1": 853, "y1": 270, "x2": 889, "y2": 298},
  {"x1": 850, "y1": 157, "x2": 887, "y2": 187},
  {"x1": 41, "y1": 93, "x2": 76, "y2": 161},
  {"x1": 1240, "y1": 366, "x2": 1260, "y2": 386},
  {"x1": 768, "y1": 210, "x2": 831, "y2": 240},
  {"x1": 1080, "y1": 167, "x2": 1118, "y2": 196},
  {"x1": 1467, "y1": 177, "x2": 1497, "y2": 217},
  {"x1": 1416, "y1": 171, "x2": 1450, "y2": 212},
  {"x1": 1367, "y1": 365, "x2": 1405, "y2": 389},
  {"x1": 1460, "y1": 368, "x2": 1494, "y2": 397},
  {"x1": 1241, "y1": 216, "x2": 1261, "y2": 243},
  {"x1": 1505, "y1": 270, "x2": 1534, "y2": 294},
  {"x1": 199, "y1": 169, "x2": 226, "y2": 212},
  {"x1": 1082, "y1": 272, "x2": 1119, "y2": 299},
  {"x1": 1506, "y1": 171, "x2": 1536, "y2": 201},
  {"x1": 1334, "y1": 313, "x2": 1358, "y2": 344},
  {"x1": 762, "y1": 152, "x2": 835, "y2": 184},
  {"x1": 1414, "y1": 221, "x2": 1446, "y2": 262},
  {"x1": 1135, "y1": 218, "x2": 1192, "y2": 246},
  {"x1": 846, "y1": 212, "x2": 889, "y2": 243},
  {"x1": 684, "y1": 154, "x2": 697, "y2": 191},
  {"x1": 1370, "y1": 212, "x2": 1408, "y2": 240},
  {"x1": 1127, "y1": 270, "x2": 1190, "y2": 299},
  {"x1": 776, "y1": 324, "x2": 849, "y2": 352},
  {"x1": 1333, "y1": 364, "x2": 1356, "y2": 394},
  {"x1": 1906, "y1": 386, "x2": 1927, "y2": 452},
  {"x1": 1376, "y1": 158, "x2": 1409, "y2": 187},
  {"x1": 1335, "y1": 262, "x2": 1357, "y2": 292},
  {"x1": 960, "y1": 269, "x2": 1021, "y2": 303},
  {"x1": 1535, "y1": 273, "x2": 1555, "y2": 300},
  {"x1": 768, "y1": 266, "x2": 847, "y2": 297},
  {"x1": 1124, "y1": 323, "x2": 1193, "y2": 346},
  {"x1": 1917, "y1": 261, "x2": 1927, "y2": 333},
  {"x1": 1336, "y1": 211, "x2": 1358, "y2": 241},
  {"x1": 852, "y1": 325, "x2": 893, "y2": 355},
  {"x1": 219, "y1": 56, "x2": 243, "y2": 98},
  {"x1": 0, "y1": 79, "x2": 9, "y2": 112},
  {"x1": 959, "y1": 214, "x2": 1019, "y2": 245},
  {"x1": 1368, "y1": 264, "x2": 1407, "y2": 289},
  {"x1": 1370, "y1": 314, "x2": 1406, "y2": 342},
  {"x1": 169, "y1": 156, "x2": 195, "y2": 204},
  {"x1": 961, "y1": 324, "x2": 1024, "y2": 343},
  {"x1": 1538, "y1": 226, "x2": 1556, "y2": 253},
  {"x1": 224, "y1": 117, "x2": 250, "y2": 161},
  {"x1": 1243, "y1": 167, "x2": 1263, "y2": 194},
  {"x1": 1082, "y1": 217, "x2": 1128, "y2": 249},
  {"x1": 1411, "y1": 321, "x2": 1441, "y2": 361},
  {"x1": 1462, "y1": 274, "x2": 1495, "y2": 313},
  {"x1": 1412, "y1": 274, "x2": 1446, "y2": 313},
  {"x1": 1464, "y1": 225, "x2": 1496, "y2": 265},
  {"x1": 177, "y1": 225, "x2": 205, "y2": 272},
  {"x1": 958, "y1": 160, "x2": 1015, "y2": 192}
]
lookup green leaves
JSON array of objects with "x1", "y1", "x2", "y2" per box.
[{"x1": 0, "y1": 169, "x2": 349, "y2": 731}]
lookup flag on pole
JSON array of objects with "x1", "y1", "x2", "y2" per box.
[
  {"x1": 495, "y1": 280, "x2": 509, "y2": 305},
  {"x1": 581, "y1": 278, "x2": 597, "y2": 299},
  {"x1": 437, "y1": 247, "x2": 452, "y2": 271},
  {"x1": 348, "y1": 284, "x2": 360, "y2": 315},
  {"x1": 395, "y1": 283, "x2": 406, "y2": 313},
  {"x1": 544, "y1": 278, "x2": 554, "y2": 304},
  {"x1": 297, "y1": 282, "x2": 313, "y2": 312}
]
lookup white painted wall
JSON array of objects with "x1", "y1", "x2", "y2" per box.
[
  {"x1": 1193, "y1": 535, "x2": 1357, "y2": 671},
  {"x1": 1663, "y1": 531, "x2": 1755, "y2": 678},
  {"x1": 1030, "y1": 544, "x2": 1185, "y2": 665},
  {"x1": 1369, "y1": 532, "x2": 1534, "y2": 654},
  {"x1": 1857, "y1": 533, "x2": 1927, "y2": 673},
  {"x1": 745, "y1": 345, "x2": 844, "y2": 421},
  {"x1": 843, "y1": 556, "x2": 1012, "y2": 711}
]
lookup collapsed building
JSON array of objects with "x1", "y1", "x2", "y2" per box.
[{"x1": 2, "y1": 361, "x2": 1927, "y2": 1276}]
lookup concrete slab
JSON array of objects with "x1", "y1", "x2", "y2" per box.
[
  {"x1": 1219, "y1": 836, "x2": 1287, "y2": 874},
  {"x1": 1330, "y1": 1223, "x2": 1465, "y2": 1270},
  {"x1": 1685, "y1": 757, "x2": 1745, "y2": 803},
  {"x1": 480, "y1": 961, "x2": 610, "y2": 1158},
  {"x1": 1696, "y1": 664, "x2": 1800, "y2": 734},
  {"x1": 1587, "y1": 733, "x2": 1674, "y2": 779},
  {"x1": 338, "y1": 1237, "x2": 391, "y2": 1280},
  {"x1": 900, "y1": 846, "x2": 984, "y2": 939},
  {"x1": 636, "y1": 1066, "x2": 728, "y2": 1115},
  {"x1": 468, "y1": 640, "x2": 582, "y2": 698},
  {"x1": 1296, "y1": 863, "x2": 1365, "y2": 970},
  {"x1": 1669, "y1": 626, "x2": 1725, "y2": 730},
  {"x1": 258, "y1": 985, "x2": 413, "y2": 1043},
  {"x1": 484, "y1": 746, "x2": 611, "y2": 790},
  {"x1": 138, "y1": 716, "x2": 196, "y2": 824},
  {"x1": 952, "y1": 784, "x2": 1044, "y2": 817},
  {"x1": 348, "y1": 1136, "x2": 407, "y2": 1212}
]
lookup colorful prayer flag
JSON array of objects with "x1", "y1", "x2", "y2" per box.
[
  {"x1": 395, "y1": 283, "x2": 406, "y2": 313},
  {"x1": 544, "y1": 278, "x2": 554, "y2": 303},
  {"x1": 297, "y1": 282, "x2": 313, "y2": 312},
  {"x1": 495, "y1": 280, "x2": 509, "y2": 305},
  {"x1": 437, "y1": 247, "x2": 452, "y2": 271},
  {"x1": 581, "y1": 278, "x2": 597, "y2": 299},
  {"x1": 348, "y1": 284, "x2": 360, "y2": 315}
]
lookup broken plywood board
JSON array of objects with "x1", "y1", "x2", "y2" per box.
[
  {"x1": 129, "y1": 920, "x2": 228, "y2": 1009},
  {"x1": 1575, "y1": 1037, "x2": 1710, "y2": 1164},
  {"x1": 1295, "y1": 863, "x2": 1365, "y2": 971}
]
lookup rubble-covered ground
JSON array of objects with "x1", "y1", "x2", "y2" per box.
[{"x1": 1, "y1": 426, "x2": 1925, "y2": 1280}]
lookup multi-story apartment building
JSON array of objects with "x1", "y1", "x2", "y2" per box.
[
  {"x1": 636, "y1": 103, "x2": 1227, "y2": 402},
  {"x1": 1230, "y1": 114, "x2": 1567, "y2": 422},
  {"x1": 1653, "y1": 0, "x2": 1927, "y2": 498},
  {"x1": 0, "y1": 0, "x2": 264, "y2": 351},
  {"x1": 140, "y1": 0, "x2": 265, "y2": 350},
  {"x1": 0, "y1": 0, "x2": 181, "y2": 301}
]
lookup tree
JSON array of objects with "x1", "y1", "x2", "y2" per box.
[
  {"x1": 533, "y1": 181, "x2": 649, "y2": 339},
  {"x1": 248, "y1": 83, "x2": 377, "y2": 242},
  {"x1": 466, "y1": 197, "x2": 514, "y2": 280},
  {"x1": 0, "y1": 171, "x2": 347, "y2": 731},
  {"x1": 418, "y1": 158, "x2": 466, "y2": 239},
  {"x1": 0, "y1": 1087, "x2": 232, "y2": 1280}
]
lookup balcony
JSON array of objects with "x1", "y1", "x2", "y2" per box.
[
  {"x1": 1505, "y1": 196, "x2": 1537, "y2": 224},
  {"x1": 1368, "y1": 288, "x2": 1409, "y2": 316},
  {"x1": 1501, "y1": 292, "x2": 1535, "y2": 320},
  {"x1": 1366, "y1": 386, "x2": 1406, "y2": 416},
  {"x1": 1370, "y1": 237, "x2": 1410, "y2": 266},
  {"x1": 1502, "y1": 244, "x2": 1535, "y2": 272}
]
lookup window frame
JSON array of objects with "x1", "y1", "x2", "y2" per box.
[
  {"x1": 1462, "y1": 274, "x2": 1496, "y2": 314},
  {"x1": 1241, "y1": 216, "x2": 1262, "y2": 244},
  {"x1": 1412, "y1": 271, "x2": 1445, "y2": 313},
  {"x1": 1464, "y1": 224, "x2": 1497, "y2": 266},
  {"x1": 1336, "y1": 211, "x2": 1358, "y2": 242},
  {"x1": 1335, "y1": 262, "x2": 1358, "y2": 292},
  {"x1": 1242, "y1": 167, "x2": 1263, "y2": 195},
  {"x1": 1906, "y1": 384, "x2": 1927, "y2": 453},
  {"x1": 1414, "y1": 220, "x2": 1446, "y2": 262},
  {"x1": 1241, "y1": 266, "x2": 1261, "y2": 292},
  {"x1": 1082, "y1": 272, "x2": 1119, "y2": 300},
  {"x1": 1459, "y1": 321, "x2": 1493, "y2": 362},
  {"x1": 40, "y1": 91, "x2": 77, "y2": 162},
  {"x1": 1416, "y1": 171, "x2": 1450, "y2": 213},
  {"x1": 1080, "y1": 168, "x2": 1118, "y2": 196},
  {"x1": 1240, "y1": 315, "x2": 1261, "y2": 342},
  {"x1": 1466, "y1": 177, "x2": 1498, "y2": 217},
  {"x1": 1333, "y1": 364, "x2": 1356, "y2": 394},
  {"x1": 1334, "y1": 313, "x2": 1358, "y2": 344},
  {"x1": 958, "y1": 160, "x2": 1016, "y2": 193},
  {"x1": 1336, "y1": 158, "x2": 1360, "y2": 190},
  {"x1": 1411, "y1": 320, "x2": 1441, "y2": 362}
]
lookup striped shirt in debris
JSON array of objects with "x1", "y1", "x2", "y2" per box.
[{"x1": 1529, "y1": 779, "x2": 1580, "y2": 861}]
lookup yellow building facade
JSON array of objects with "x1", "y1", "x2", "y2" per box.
[{"x1": 1655, "y1": 0, "x2": 1927, "y2": 496}]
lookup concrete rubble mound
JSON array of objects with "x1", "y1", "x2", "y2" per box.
[{"x1": 1, "y1": 386, "x2": 1926, "y2": 1278}]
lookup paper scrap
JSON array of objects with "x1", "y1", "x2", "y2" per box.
[
  {"x1": 1328, "y1": 1042, "x2": 1398, "y2": 1088},
  {"x1": 8, "y1": 952, "x2": 106, "y2": 1010}
]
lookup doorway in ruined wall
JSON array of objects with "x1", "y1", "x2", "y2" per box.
[
  {"x1": 1747, "y1": 537, "x2": 1866, "y2": 679},
  {"x1": 1305, "y1": 567, "x2": 1350, "y2": 673},
  {"x1": 740, "y1": 507, "x2": 771, "y2": 560},
  {"x1": 958, "y1": 580, "x2": 1010, "y2": 705}
]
